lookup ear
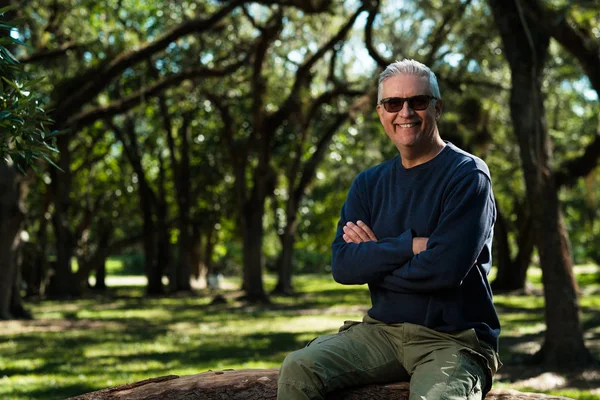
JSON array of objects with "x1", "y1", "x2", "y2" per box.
[
  {"x1": 376, "y1": 104, "x2": 385, "y2": 123},
  {"x1": 434, "y1": 99, "x2": 443, "y2": 120}
]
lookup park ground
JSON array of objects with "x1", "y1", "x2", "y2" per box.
[{"x1": 1, "y1": 263, "x2": 599, "y2": 400}]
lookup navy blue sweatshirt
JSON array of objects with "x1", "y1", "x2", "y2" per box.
[{"x1": 331, "y1": 142, "x2": 500, "y2": 350}]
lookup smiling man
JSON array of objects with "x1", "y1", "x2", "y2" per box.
[{"x1": 277, "y1": 59, "x2": 501, "y2": 400}]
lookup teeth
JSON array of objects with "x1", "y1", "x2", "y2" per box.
[{"x1": 396, "y1": 123, "x2": 418, "y2": 128}]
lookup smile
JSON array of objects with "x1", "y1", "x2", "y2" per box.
[{"x1": 395, "y1": 122, "x2": 419, "y2": 128}]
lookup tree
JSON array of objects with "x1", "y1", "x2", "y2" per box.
[
  {"x1": 0, "y1": 4, "x2": 57, "y2": 319},
  {"x1": 488, "y1": 0, "x2": 595, "y2": 368}
]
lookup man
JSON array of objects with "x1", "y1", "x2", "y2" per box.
[{"x1": 277, "y1": 59, "x2": 501, "y2": 400}]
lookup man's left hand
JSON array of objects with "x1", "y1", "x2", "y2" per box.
[{"x1": 343, "y1": 220, "x2": 378, "y2": 243}]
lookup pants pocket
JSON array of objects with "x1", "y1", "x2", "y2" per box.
[{"x1": 338, "y1": 320, "x2": 362, "y2": 333}]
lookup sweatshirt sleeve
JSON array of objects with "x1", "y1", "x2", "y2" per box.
[
  {"x1": 330, "y1": 175, "x2": 415, "y2": 285},
  {"x1": 376, "y1": 170, "x2": 495, "y2": 293}
]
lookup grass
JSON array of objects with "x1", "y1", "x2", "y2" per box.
[{"x1": 0, "y1": 264, "x2": 599, "y2": 399}]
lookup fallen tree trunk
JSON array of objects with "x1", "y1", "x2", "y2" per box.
[{"x1": 68, "y1": 368, "x2": 572, "y2": 400}]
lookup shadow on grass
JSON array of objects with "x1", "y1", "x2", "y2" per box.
[
  {"x1": 112, "y1": 330, "x2": 318, "y2": 369},
  {"x1": 2, "y1": 318, "x2": 170, "y2": 377},
  {"x1": 14, "y1": 383, "x2": 98, "y2": 400}
]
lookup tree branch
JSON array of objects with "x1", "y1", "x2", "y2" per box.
[
  {"x1": 52, "y1": 0, "x2": 247, "y2": 123},
  {"x1": 253, "y1": 0, "x2": 333, "y2": 13},
  {"x1": 439, "y1": 76, "x2": 509, "y2": 93},
  {"x1": 67, "y1": 61, "x2": 245, "y2": 128},
  {"x1": 72, "y1": 143, "x2": 112, "y2": 176},
  {"x1": 251, "y1": 9, "x2": 284, "y2": 140},
  {"x1": 19, "y1": 42, "x2": 82, "y2": 64},
  {"x1": 204, "y1": 92, "x2": 248, "y2": 208},
  {"x1": 268, "y1": 5, "x2": 365, "y2": 131},
  {"x1": 555, "y1": 132, "x2": 600, "y2": 188},
  {"x1": 364, "y1": 1, "x2": 390, "y2": 69},
  {"x1": 423, "y1": 0, "x2": 473, "y2": 66},
  {"x1": 293, "y1": 112, "x2": 348, "y2": 204},
  {"x1": 523, "y1": 0, "x2": 600, "y2": 94},
  {"x1": 106, "y1": 117, "x2": 158, "y2": 207}
]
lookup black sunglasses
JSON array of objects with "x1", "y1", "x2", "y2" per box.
[{"x1": 379, "y1": 95, "x2": 437, "y2": 112}]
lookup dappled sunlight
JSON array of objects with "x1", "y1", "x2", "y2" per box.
[
  {"x1": 0, "y1": 319, "x2": 124, "y2": 334},
  {"x1": 2, "y1": 274, "x2": 599, "y2": 399}
]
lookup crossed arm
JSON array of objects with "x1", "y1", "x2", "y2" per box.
[
  {"x1": 342, "y1": 220, "x2": 428, "y2": 255},
  {"x1": 331, "y1": 170, "x2": 493, "y2": 290}
]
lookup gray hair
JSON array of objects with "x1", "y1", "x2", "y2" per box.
[{"x1": 377, "y1": 59, "x2": 441, "y2": 104}]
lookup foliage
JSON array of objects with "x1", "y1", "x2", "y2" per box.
[
  {"x1": 0, "y1": 264, "x2": 599, "y2": 400},
  {"x1": 8, "y1": 0, "x2": 600, "y2": 303},
  {"x1": 0, "y1": 6, "x2": 58, "y2": 172}
]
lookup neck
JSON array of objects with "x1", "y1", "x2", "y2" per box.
[{"x1": 399, "y1": 136, "x2": 446, "y2": 169}]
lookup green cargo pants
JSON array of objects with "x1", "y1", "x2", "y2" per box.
[{"x1": 277, "y1": 315, "x2": 500, "y2": 400}]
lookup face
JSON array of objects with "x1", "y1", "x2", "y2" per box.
[{"x1": 376, "y1": 74, "x2": 443, "y2": 153}]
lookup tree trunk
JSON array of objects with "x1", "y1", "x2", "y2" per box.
[
  {"x1": 489, "y1": 0, "x2": 594, "y2": 368},
  {"x1": 143, "y1": 199, "x2": 162, "y2": 295},
  {"x1": 272, "y1": 216, "x2": 297, "y2": 296},
  {"x1": 0, "y1": 160, "x2": 26, "y2": 319},
  {"x1": 156, "y1": 156, "x2": 169, "y2": 290},
  {"x1": 174, "y1": 120, "x2": 192, "y2": 292},
  {"x1": 204, "y1": 228, "x2": 216, "y2": 287},
  {"x1": 190, "y1": 225, "x2": 204, "y2": 280},
  {"x1": 241, "y1": 199, "x2": 269, "y2": 303},
  {"x1": 75, "y1": 225, "x2": 113, "y2": 294},
  {"x1": 68, "y1": 369, "x2": 572, "y2": 400},
  {"x1": 492, "y1": 206, "x2": 534, "y2": 292},
  {"x1": 94, "y1": 258, "x2": 107, "y2": 290},
  {"x1": 25, "y1": 190, "x2": 52, "y2": 297},
  {"x1": 492, "y1": 205, "x2": 513, "y2": 288},
  {"x1": 48, "y1": 137, "x2": 77, "y2": 297}
]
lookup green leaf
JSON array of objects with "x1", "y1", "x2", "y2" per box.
[
  {"x1": 1, "y1": 76, "x2": 19, "y2": 90},
  {"x1": 0, "y1": 47, "x2": 19, "y2": 64},
  {"x1": 41, "y1": 153, "x2": 64, "y2": 171}
]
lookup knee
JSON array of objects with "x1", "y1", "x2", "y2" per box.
[
  {"x1": 278, "y1": 349, "x2": 324, "y2": 397},
  {"x1": 280, "y1": 349, "x2": 317, "y2": 380}
]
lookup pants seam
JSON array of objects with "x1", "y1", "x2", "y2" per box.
[{"x1": 278, "y1": 379, "x2": 320, "y2": 395}]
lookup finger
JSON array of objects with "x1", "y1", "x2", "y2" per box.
[
  {"x1": 343, "y1": 226, "x2": 361, "y2": 243},
  {"x1": 343, "y1": 234, "x2": 353, "y2": 243},
  {"x1": 346, "y1": 222, "x2": 370, "y2": 242},
  {"x1": 357, "y1": 220, "x2": 377, "y2": 241}
]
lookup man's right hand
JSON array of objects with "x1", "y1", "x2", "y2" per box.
[
  {"x1": 343, "y1": 220, "x2": 378, "y2": 244},
  {"x1": 412, "y1": 237, "x2": 428, "y2": 255}
]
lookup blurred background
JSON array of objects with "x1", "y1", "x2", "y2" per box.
[{"x1": 1, "y1": 0, "x2": 599, "y2": 399}]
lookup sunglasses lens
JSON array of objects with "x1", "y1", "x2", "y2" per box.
[
  {"x1": 382, "y1": 96, "x2": 433, "y2": 112},
  {"x1": 409, "y1": 95, "x2": 431, "y2": 110},
  {"x1": 384, "y1": 98, "x2": 405, "y2": 112}
]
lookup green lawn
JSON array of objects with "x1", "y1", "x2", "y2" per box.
[{"x1": 1, "y1": 264, "x2": 599, "y2": 399}]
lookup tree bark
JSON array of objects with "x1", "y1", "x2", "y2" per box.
[
  {"x1": 488, "y1": 0, "x2": 594, "y2": 368},
  {"x1": 75, "y1": 224, "x2": 113, "y2": 294},
  {"x1": 492, "y1": 205, "x2": 534, "y2": 292},
  {"x1": 0, "y1": 160, "x2": 26, "y2": 319},
  {"x1": 47, "y1": 137, "x2": 77, "y2": 297},
  {"x1": 110, "y1": 118, "x2": 163, "y2": 295},
  {"x1": 156, "y1": 154, "x2": 170, "y2": 291},
  {"x1": 273, "y1": 224, "x2": 297, "y2": 296},
  {"x1": 204, "y1": 228, "x2": 216, "y2": 285},
  {"x1": 173, "y1": 116, "x2": 193, "y2": 292},
  {"x1": 241, "y1": 193, "x2": 270, "y2": 302},
  {"x1": 67, "y1": 369, "x2": 572, "y2": 400},
  {"x1": 190, "y1": 225, "x2": 204, "y2": 281},
  {"x1": 94, "y1": 258, "x2": 107, "y2": 290}
]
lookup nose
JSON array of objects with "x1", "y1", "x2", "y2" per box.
[{"x1": 395, "y1": 101, "x2": 415, "y2": 120}]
